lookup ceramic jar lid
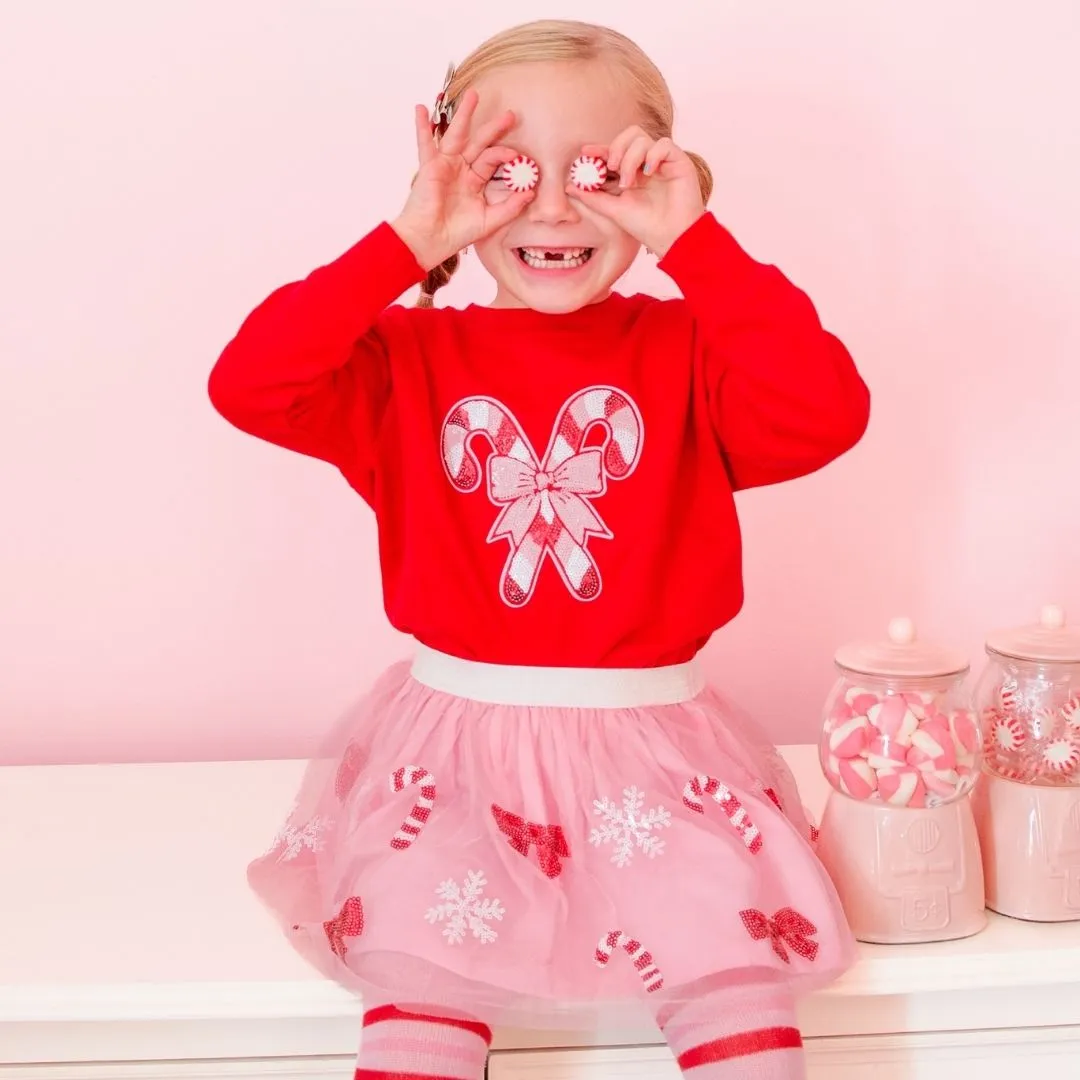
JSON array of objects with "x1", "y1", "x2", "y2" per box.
[
  {"x1": 834, "y1": 617, "x2": 969, "y2": 679},
  {"x1": 985, "y1": 604, "x2": 1080, "y2": 664}
]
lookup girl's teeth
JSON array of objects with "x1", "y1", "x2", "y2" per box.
[{"x1": 519, "y1": 247, "x2": 592, "y2": 269}]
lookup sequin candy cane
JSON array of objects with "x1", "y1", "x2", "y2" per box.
[
  {"x1": 441, "y1": 388, "x2": 643, "y2": 606},
  {"x1": 595, "y1": 930, "x2": 664, "y2": 993},
  {"x1": 389, "y1": 765, "x2": 437, "y2": 850},
  {"x1": 683, "y1": 775, "x2": 763, "y2": 854}
]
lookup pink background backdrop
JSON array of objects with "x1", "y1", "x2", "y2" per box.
[{"x1": 3, "y1": 1, "x2": 1077, "y2": 766}]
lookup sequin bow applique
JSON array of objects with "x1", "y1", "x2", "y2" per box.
[
  {"x1": 324, "y1": 895, "x2": 365, "y2": 958},
  {"x1": 740, "y1": 906, "x2": 820, "y2": 964},
  {"x1": 487, "y1": 449, "x2": 609, "y2": 548},
  {"x1": 492, "y1": 804, "x2": 571, "y2": 878}
]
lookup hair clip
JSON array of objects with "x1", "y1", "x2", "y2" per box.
[
  {"x1": 431, "y1": 61, "x2": 456, "y2": 136},
  {"x1": 495, "y1": 155, "x2": 540, "y2": 192},
  {"x1": 569, "y1": 155, "x2": 608, "y2": 191}
]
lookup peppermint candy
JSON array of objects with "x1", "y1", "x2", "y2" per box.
[
  {"x1": 999, "y1": 679, "x2": 1020, "y2": 711},
  {"x1": 498, "y1": 155, "x2": 539, "y2": 192},
  {"x1": 570, "y1": 155, "x2": 608, "y2": 191},
  {"x1": 1061, "y1": 694, "x2": 1080, "y2": 731},
  {"x1": 989, "y1": 710, "x2": 1026, "y2": 754},
  {"x1": 1041, "y1": 734, "x2": 1080, "y2": 778}
]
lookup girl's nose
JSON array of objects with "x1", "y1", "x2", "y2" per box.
[{"x1": 527, "y1": 168, "x2": 580, "y2": 225}]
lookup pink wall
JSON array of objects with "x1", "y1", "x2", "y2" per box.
[{"x1": 3, "y1": 2, "x2": 1078, "y2": 766}]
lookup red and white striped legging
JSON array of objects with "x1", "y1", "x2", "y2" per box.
[{"x1": 354, "y1": 977, "x2": 805, "y2": 1080}]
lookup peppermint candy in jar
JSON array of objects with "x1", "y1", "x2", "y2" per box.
[
  {"x1": 978, "y1": 605, "x2": 1080, "y2": 786},
  {"x1": 819, "y1": 618, "x2": 979, "y2": 808}
]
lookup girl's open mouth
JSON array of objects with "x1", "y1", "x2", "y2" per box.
[{"x1": 516, "y1": 247, "x2": 594, "y2": 270}]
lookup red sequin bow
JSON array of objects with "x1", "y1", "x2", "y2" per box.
[
  {"x1": 492, "y1": 804, "x2": 570, "y2": 878},
  {"x1": 740, "y1": 906, "x2": 820, "y2": 964},
  {"x1": 323, "y1": 895, "x2": 365, "y2": 958}
]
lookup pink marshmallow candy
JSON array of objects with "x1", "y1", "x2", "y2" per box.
[
  {"x1": 843, "y1": 686, "x2": 879, "y2": 714},
  {"x1": 877, "y1": 766, "x2": 927, "y2": 808},
  {"x1": 838, "y1": 758, "x2": 877, "y2": 800},
  {"x1": 901, "y1": 691, "x2": 934, "y2": 719},
  {"x1": 908, "y1": 721, "x2": 958, "y2": 771},
  {"x1": 865, "y1": 734, "x2": 907, "y2": 772},
  {"x1": 821, "y1": 683, "x2": 981, "y2": 807},
  {"x1": 867, "y1": 696, "x2": 919, "y2": 746},
  {"x1": 949, "y1": 709, "x2": 980, "y2": 755},
  {"x1": 828, "y1": 715, "x2": 871, "y2": 758}
]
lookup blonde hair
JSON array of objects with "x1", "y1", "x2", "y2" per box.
[{"x1": 416, "y1": 19, "x2": 713, "y2": 308}]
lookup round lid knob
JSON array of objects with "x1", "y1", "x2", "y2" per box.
[
  {"x1": 985, "y1": 604, "x2": 1080, "y2": 663},
  {"x1": 834, "y1": 617, "x2": 969, "y2": 679},
  {"x1": 1041, "y1": 604, "x2": 1066, "y2": 631}
]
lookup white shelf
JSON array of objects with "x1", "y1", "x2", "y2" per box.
[{"x1": 3, "y1": 747, "x2": 1080, "y2": 1072}]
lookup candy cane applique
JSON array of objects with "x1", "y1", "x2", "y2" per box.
[
  {"x1": 683, "y1": 775, "x2": 763, "y2": 854},
  {"x1": 389, "y1": 766, "x2": 437, "y2": 850},
  {"x1": 441, "y1": 387, "x2": 644, "y2": 607},
  {"x1": 594, "y1": 930, "x2": 664, "y2": 993}
]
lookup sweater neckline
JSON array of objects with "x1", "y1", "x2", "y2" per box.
[{"x1": 462, "y1": 291, "x2": 635, "y2": 331}]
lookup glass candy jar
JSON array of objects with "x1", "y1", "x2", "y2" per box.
[
  {"x1": 815, "y1": 618, "x2": 987, "y2": 944},
  {"x1": 973, "y1": 604, "x2": 1080, "y2": 921}
]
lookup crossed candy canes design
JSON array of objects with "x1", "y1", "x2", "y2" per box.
[{"x1": 441, "y1": 387, "x2": 644, "y2": 606}]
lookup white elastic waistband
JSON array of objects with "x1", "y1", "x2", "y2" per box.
[{"x1": 410, "y1": 644, "x2": 704, "y2": 708}]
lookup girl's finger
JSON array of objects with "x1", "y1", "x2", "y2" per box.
[
  {"x1": 618, "y1": 134, "x2": 655, "y2": 188},
  {"x1": 462, "y1": 109, "x2": 517, "y2": 164},
  {"x1": 606, "y1": 125, "x2": 648, "y2": 172},
  {"x1": 414, "y1": 105, "x2": 438, "y2": 166},
  {"x1": 465, "y1": 144, "x2": 521, "y2": 192},
  {"x1": 439, "y1": 88, "x2": 479, "y2": 156},
  {"x1": 579, "y1": 143, "x2": 610, "y2": 162},
  {"x1": 643, "y1": 137, "x2": 676, "y2": 177},
  {"x1": 567, "y1": 184, "x2": 627, "y2": 224},
  {"x1": 484, "y1": 188, "x2": 536, "y2": 232}
]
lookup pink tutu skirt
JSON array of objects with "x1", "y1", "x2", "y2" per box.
[{"x1": 248, "y1": 647, "x2": 856, "y2": 1027}]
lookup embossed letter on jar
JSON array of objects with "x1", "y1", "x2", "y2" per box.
[
  {"x1": 973, "y1": 604, "x2": 1080, "y2": 921},
  {"x1": 816, "y1": 618, "x2": 987, "y2": 944}
]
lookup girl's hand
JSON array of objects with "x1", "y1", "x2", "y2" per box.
[
  {"x1": 391, "y1": 90, "x2": 535, "y2": 271},
  {"x1": 569, "y1": 126, "x2": 705, "y2": 258}
]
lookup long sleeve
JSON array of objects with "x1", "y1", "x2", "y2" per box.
[
  {"x1": 658, "y1": 213, "x2": 870, "y2": 491},
  {"x1": 208, "y1": 222, "x2": 425, "y2": 493}
]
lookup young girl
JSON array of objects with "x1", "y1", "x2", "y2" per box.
[{"x1": 211, "y1": 19, "x2": 869, "y2": 1080}]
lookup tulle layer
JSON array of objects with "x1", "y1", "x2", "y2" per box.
[{"x1": 247, "y1": 661, "x2": 856, "y2": 1027}]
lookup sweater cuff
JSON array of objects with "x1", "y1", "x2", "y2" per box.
[{"x1": 656, "y1": 212, "x2": 764, "y2": 309}]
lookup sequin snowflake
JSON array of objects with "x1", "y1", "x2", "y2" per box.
[
  {"x1": 589, "y1": 786, "x2": 672, "y2": 868},
  {"x1": 272, "y1": 815, "x2": 330, "y2": 862},
  {"x1": 425, "y1": 870, "x2": 505, "y2": 946}
]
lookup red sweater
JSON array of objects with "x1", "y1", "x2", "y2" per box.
[{"x1": 209, "y1": 213, "x2": 869, "y2": 668}]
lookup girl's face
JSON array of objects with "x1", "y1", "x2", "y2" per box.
[{"x1": 469, "y1": 60, "x2": 645, "y2": 313}]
